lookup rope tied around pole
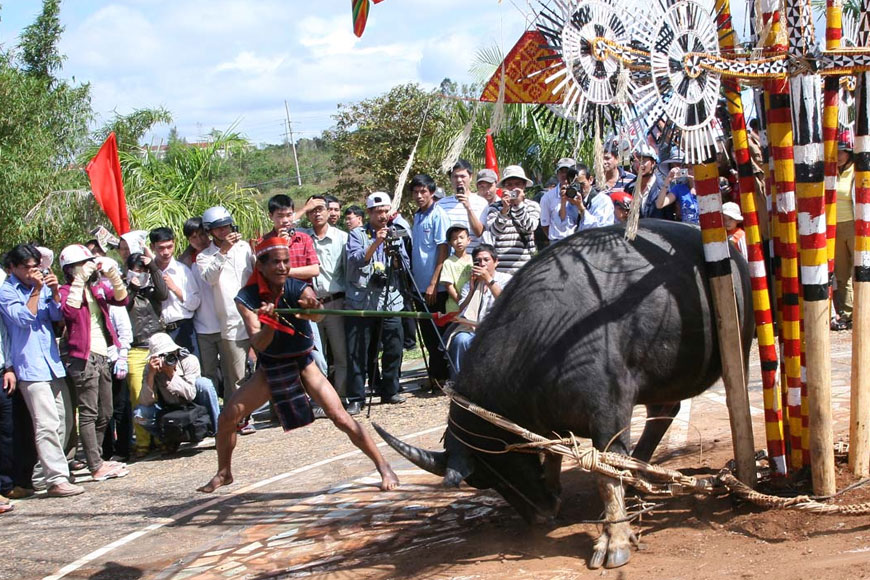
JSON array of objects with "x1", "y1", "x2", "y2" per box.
[{"x1": 442, "y1": 384, "x2": 870, "y2": 513}]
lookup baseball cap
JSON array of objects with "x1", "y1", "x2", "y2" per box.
[
  {"x1": 366, "y1": 192, "x2": 391, "y2": 209},
  {"x1": 610, "y1": 191, "x2": 632, "y2": 211},
  {"x1": 476, "y1": 169, "x2": 498, "y2": 184},
  {"x1": 555, "y1": 157, "x2": 576, "y2": 170}
]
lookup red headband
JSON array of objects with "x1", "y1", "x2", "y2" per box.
[{"x1": 255, "y1": 236, "x2": 289, "y2": 257}]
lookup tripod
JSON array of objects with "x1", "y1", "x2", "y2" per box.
[{"x1": 364, "y1": 231, "x2": 456, "y2": 417}]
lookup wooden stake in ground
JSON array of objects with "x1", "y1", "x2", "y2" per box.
[{"x1": 695, "y1": 161, "x2": 757, "y2": 488}]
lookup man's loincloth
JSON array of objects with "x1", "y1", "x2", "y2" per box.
[{"x1": 259, "y1": 351, "x2": 315, "y2": 431}]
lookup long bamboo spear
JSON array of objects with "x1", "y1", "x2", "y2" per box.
[
  {"x1": 716, "y1": 0, "x2": 787, "y2": 475},
  {"x1": 848, "y1": 0, "x2": 870, "y2": 476},
  {"x1": 761, "y1": 0, "x2": 808, "y2": 470},
  {"x1": 823, "y1": 0, "x2": 843, "y2": 290}
]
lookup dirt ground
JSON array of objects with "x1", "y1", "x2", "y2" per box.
[{"x1": 9, "y1": 330, "x2": 870, "y2": 580}]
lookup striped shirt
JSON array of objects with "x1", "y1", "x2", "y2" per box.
[{"x1": 485, "y1": 200, "x2": 541, "y2": 275}]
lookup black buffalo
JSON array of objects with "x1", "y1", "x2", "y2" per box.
[{"x1": 376, "y1": 220, "x2": 753, "y2": 569}]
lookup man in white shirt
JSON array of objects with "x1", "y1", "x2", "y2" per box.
[
  {"x1": 436, "y1": 159, "x2": 490, "y2": 250},
  {"x1": 196, "y1": 207, "x2": 255, "y2": 433},
  {"x1": 182, "y1": 217, "x2": 223, "y2": 394},
  {"x1": 149, "y1": 227, "x2": 201, "y2": 358},
  {"x1": 540, "y1": 157, "x2": 579, "y2": 243},
  {"x1": 304, "y1": 195, "x2": 349, "y2": 399}
]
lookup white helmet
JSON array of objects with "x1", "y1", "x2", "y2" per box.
[
  {"x1": 59, "y1": 244, "x2": 95, "y2": 269},
  {"x1": 202, "y1": 206, "x2": 234, "y2": 230}
]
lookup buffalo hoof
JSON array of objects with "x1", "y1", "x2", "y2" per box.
[{"x1": 588, "y1": 529, "x2": 632, "y2": 569}]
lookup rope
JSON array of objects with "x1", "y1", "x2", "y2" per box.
[{"x1": 443, "y1": 385, "x2": 870, "y2": 515}]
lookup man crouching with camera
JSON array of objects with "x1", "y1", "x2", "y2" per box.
[{"x1": 133, "y1": 333, "x2": 220, "y2": 452}]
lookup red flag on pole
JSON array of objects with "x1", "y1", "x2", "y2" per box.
[
  {"x1": 485, "y1": 129, "x2": 499, "y2": 175},
  {"x1": 86, "y1": 132, "x2": 130, "y2": 235},
  {"x1": 485, "y1": 129, "x2": 502, "y2": 197}
]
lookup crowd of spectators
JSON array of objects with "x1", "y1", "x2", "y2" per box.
[{"x1": 0, "y1": 131, "x2": 857, "y2": 513}]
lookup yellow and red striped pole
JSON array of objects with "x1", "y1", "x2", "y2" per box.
[
  {"x1": 823, "y1": 0, "x2": 842, "y2": 283},
  {"x1": 761, "y1": 0, "x2": 807, "y2": 470},
  {"x1": 716, "y1": 0, "x2": 786, "y2": 475},
  {"x1": 695, "y1": 160, "x2": 757, "y2": 487},
  {"x1": 848, "y1": 0, "x2": 870, "y2": 476}
]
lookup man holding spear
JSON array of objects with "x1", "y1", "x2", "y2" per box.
[{"x1": 197, "y1": 236, "x2": 399, "y2": 493}]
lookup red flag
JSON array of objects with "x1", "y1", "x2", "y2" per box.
[
  {"x1": 485, "y1": 129, "x2": 499, "y2": 176},
  {"x1": 86, "y1": 132, "x2": 130, "y2": 235},
  {"x1": 485, "y1": 129, "x2": 503, "y2": 197}
]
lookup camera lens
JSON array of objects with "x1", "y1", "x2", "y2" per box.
[{"x1": 162, "y1": 353, "x2": 178, "y2": 367}]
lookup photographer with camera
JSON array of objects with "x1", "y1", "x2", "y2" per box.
[
  {"x1": 57, "y1": 244, "x2": 130, "y2": 482},
  {"x1": 0, "y1": 245, "x2": 84, "y2": 497},
  {"x1": 446, "y1": 244, "x2": 511, "y2": 378},
  {"x1": 655, "y1": 149, "x2": 699, "y2": 224},
  {"x1": 437, "y1": 159, "x2": 490, "y2": 250},
  {"x1": 197, "y1": 206, "x2": 256, "y2": 434},
  {"x1": 133, "y1": 333, "x2": 219, "y2": 451},
  {"x1": 150, "y1": 228, "x2": 201, "y2": 358},
  {"x1": 563, "y1": 163, "x2": 615, "y2": 230},
  {"x1": 344, "y1": 192, "x2": 409, "y2": 414},
  {"x1": 540, "y1": 157, "x2": 580, "y2": 242},
  {"x1": 485, "y1": 165, "x2": 541, "y2": 274}
]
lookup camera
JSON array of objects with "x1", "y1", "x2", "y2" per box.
[
  {"x1": 386, "y1": 224, "x2": 409, "y2": 241},
  {"x1": 161, "y1": 352, "x2": 179, "y2": 367},
  {"x1": 678, "y1": 168, "x2": 689, "y2": 179},
  {"x1": 231, "y1": 224, "x2": 239, "y2": 233},
  {"x1": 473, "y1": 259, "x2": 483, "y2": 268},
  {"x1": 456, "y1": 185, "x2": 466, "y2": 195},
  {"x1": 564, "y1": 185, "x2": 580, "y2": 200},
  {"x1": 370, "y1": 269, "x2": 388, "y2": 288},
  {"x1": 40, "y1": 268, "x2": 51, "y2": 276}
]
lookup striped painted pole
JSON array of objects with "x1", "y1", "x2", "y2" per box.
[
  {"x1": 788, "y1": 0, "x2": 836, "y2": 495},
  {"x1": 715, "y1": 0, "x2": 786, "y2": 475},
  {"x1": 848, "y1": 1, "x2": 870, "y2": 476},
  {"x1": 823, "y1": 0, "x2": 843, "y2": 284},
  {"x1": 761, "y1": 0, "x2": 807, "y2": 470},
  {"x1": 695, "y1": 160, "x2": 757, "y2": 487}
]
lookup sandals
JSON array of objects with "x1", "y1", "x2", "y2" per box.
[
  {"x1": 0, "y1": 499, "x2": 12, "y2": 514},
  {"x1": 831, "y1": 319, "x2": 852, "y2": 331}
]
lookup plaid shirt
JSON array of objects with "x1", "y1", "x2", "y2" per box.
[{"x1": 257, "y1": 230, "x2": 320, "y2": 282}]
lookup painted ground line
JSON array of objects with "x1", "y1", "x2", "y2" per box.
[{"x1": 43, "y1": 424, "x2": 448, "y2": 580}]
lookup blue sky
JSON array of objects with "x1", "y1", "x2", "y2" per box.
[
  {"x1": 0, "y1": 1, "x2": 530, "y2": 145},
  {"x1": 1, "y1": 1, "x2": 762, "y2": 147}
]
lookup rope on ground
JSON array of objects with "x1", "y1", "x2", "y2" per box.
[{"x1": 443, "y1": 385, "x2": 870, "y2": 515}]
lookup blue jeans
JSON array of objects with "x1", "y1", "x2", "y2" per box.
[
  {"x1": 133, "y1": 377, "x2": 219, "y2": 436},
  {"x1": 448, "y1": 331, "x2": 475, "y2": 380}
]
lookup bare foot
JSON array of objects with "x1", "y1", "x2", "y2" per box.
[
  {"x1": 379, "y1": 464, "x2": 400, "y2": 491},
  {"x1": 197, "y1": 472, "x2": 233, "y2": 493}
]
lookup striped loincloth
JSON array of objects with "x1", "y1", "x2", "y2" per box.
[{"x1": 259, "y1": 352, "x2": 315, "y2": 431}]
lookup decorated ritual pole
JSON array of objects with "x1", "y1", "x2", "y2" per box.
[
  {"x1": 849, "y1": 1, "x2": 870, "y2": 476},
  {"x1": 787, "y1": 0, "x2": 836, "y2": 495},
  {"x1": 823, "y1": 0, "x2": 842, "y2": 297},
  {"x1": 715, "y1": 0, "x2": 787, "y2": 475},
  {"x1": 695, "y1": 160, "x2": 757, "y2": 487},
  {"x1": 761, "y1": 0, "x2": 807, "y2": 470}
]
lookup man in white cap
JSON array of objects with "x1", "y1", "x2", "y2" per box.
[
  {"x1": 540, "y1": 157, "x2": 579, "y2": 242},
  {"x1": 344, "y1": 192, "x2": 408, "y2": 415},
  {"x1": 485, "y1": 165, "x2": 541, "y2": 274},
  {"x1": 625, "y1": 144, "x2": 666, "y2": 219},
  {"x1": 133, "y1": 332, "x2": 220, "y2": 445},
  {"x1": 437, "y1": 159, "x2": 490, "y2": 249},
  {"x1": 196, "y1": 206, "x2": 257, "y2": 434}
]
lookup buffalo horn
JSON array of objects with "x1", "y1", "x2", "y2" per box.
[{"x1": 372, "y1": 423, "x2": 447, "y2": 476}]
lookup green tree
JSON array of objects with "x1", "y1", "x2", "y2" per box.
[
  {"x1": 0, "y1": 0, "x2": 93, "y2": 251},
  {"x1": 325, "y1": 83, "x2": 451, "y2": 205}
]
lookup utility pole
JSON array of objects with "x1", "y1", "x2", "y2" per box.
[{"x1": 284, "y1": 100, "x2": 302, "y2": 186}]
